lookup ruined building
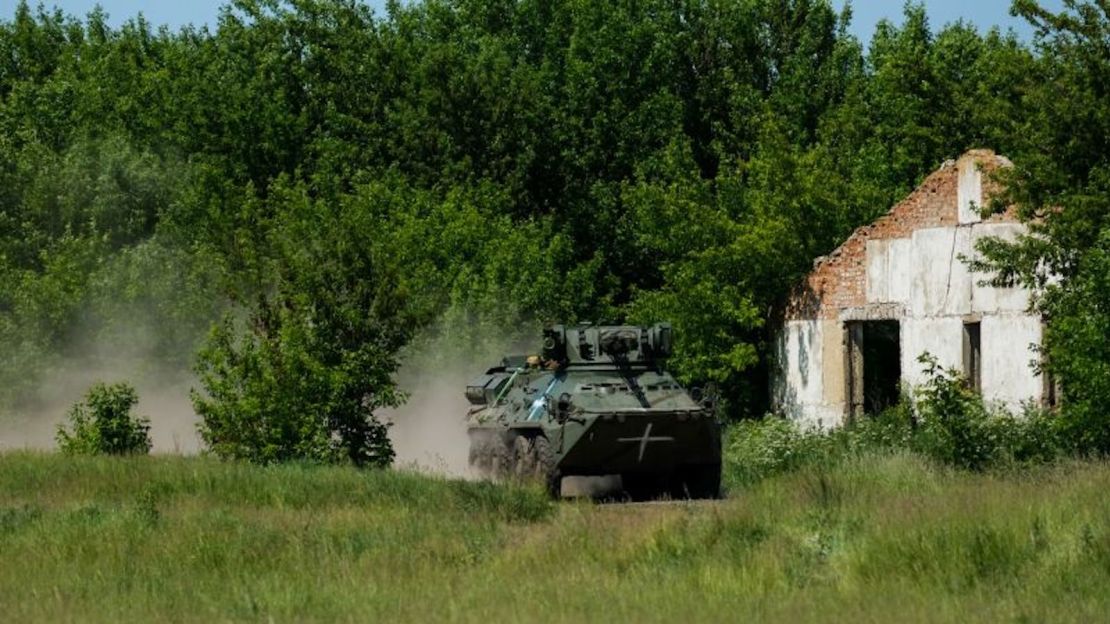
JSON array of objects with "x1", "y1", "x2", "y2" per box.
[{"x1": 772, "y1": 150, "x2": 1048, "y2": 428}]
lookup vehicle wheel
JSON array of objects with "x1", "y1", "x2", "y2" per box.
[
  {"x1": 512, "y1": 435, "x2": 536, "y2": 481},
  {"x1": 489, "y1": 435, "x2": 513, "y2": 481},
  {"x1": 674, "y1": 463, "x2": 722, "y2": 500},
  {"x1": 468, "y1": 435, "x2": 491, "y2": 476},
  {"x1": 532, "y1": 436, "x2": 561, "y2": 498}
]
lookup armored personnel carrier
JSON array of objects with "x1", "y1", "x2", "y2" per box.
[{"x1": 465, "y1": 323, "x2": 721, "y2": 500}]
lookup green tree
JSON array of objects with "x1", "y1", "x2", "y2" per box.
[
  {"x1": 0, "y1": 0, "x2": 1045, "y2": 427},
  {"x1": 192, "y1": 181, "x2": 416, "y2": 466},
  {"x1": 975, "y1": 1, "x2": 1110, "y2": 453}
]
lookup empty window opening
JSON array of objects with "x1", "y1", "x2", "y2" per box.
[
  {"x1": 963, "y1": 322, "x2": 982, "y2": 393},
  {"x1": 846, "y1": 320, "x2": 902, "y2": 418},
  {"x1": 1040, "y1": 318, "x2": 1060, "y2": 408}
]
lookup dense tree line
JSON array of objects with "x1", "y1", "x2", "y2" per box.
[
  {"x1": 1, "y1": 0, "x2": 1102, "y2": 463},
  {"x1": 977, "y1": 1, "x2": 1110, "y2": 456}
]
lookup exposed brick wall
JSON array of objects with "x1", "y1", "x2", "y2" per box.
[{"x1": 784, "y1": 150, "x2": 1018, "y2": 321}]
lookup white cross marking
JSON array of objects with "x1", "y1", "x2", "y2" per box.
[{"x1": 617, "y1": 422, "x2": 675, "y2": 463}]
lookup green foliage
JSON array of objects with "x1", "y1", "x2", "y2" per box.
[
  {"x1": 0, "y1": 0, "x2": 1046, "y2": 426},
  {"x1": 192, "y1": 183, "x2": 415, "y2": 467},
  {"x1": 972, "y1": 2, "x2": 1110, "y2": 457},
  {"x1": 725, "y1": 356, "x2": 1066, "y2": 488},
  {"x1": 911, "y1": 354, "x2": 1003, "y2": 471},
  {"x1": 723, "y1": 417, "x2": 836, "y2": 487},
  {"x1": 842, "y1": 403, "x2": 917, "y2": 452},
  {"x1": 1040, "y1": 231, "x2": 1110, "y2": 454},
  {"x1": 996, "y1": 403, "x2": 1066, "y2": 466},
  {"x1": 909, "y1": 356, "x2": 1063, "y2": 469},
  {"x1": 0, "y1": 133, "x2": 216, "y2": 407},
  {"x1": 722, "y1": 407, "x2": 916, "y2": 489},
  {"x1": 55, "y1": 382, "x2": 151, "y2": 456}
]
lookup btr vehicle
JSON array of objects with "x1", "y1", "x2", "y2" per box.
[{"x1": 465, "y1": 323, "x2": 721, "y2": 500}]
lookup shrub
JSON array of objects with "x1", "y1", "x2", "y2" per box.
[
  {"x1": 910, "y1": 354, "x2": 1003, "y2": 471},
  {"x1": 724, "y1": 417, "x2": 836, "y2": 487},
  {"x1": 724, "y1": 408, "x2": 918, "y2": 489},
  {"x1": 724, "y1": 358, "x2": 1069, "y2": 488},
  {"x1": 994, "y1": 403, "x2": 1065, "y2": 465},
  {"x1": 56, "y1": 382, "x2": 151, "y2": 456},
  {"x1": 910, "y1": 354, "x2": 1066, "y2": 470},
  {"x1": 192, "y1": 311, "x2": 400, "y2": 467},
  {"x1": 840, "y1": 403, "x2": 916, "y2": 453}
]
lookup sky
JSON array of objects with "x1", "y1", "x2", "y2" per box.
[{"x1": 0, "y1": 0, "x2": 1069, "y2": 42}]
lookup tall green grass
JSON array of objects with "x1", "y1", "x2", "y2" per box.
[{"x1": 2, "y1": 452, "x2": 1110, "y2": 622}]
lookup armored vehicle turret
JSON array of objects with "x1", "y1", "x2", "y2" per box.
[{"x1": 465, "y1": 323, "x2": 721, "y2": 499}]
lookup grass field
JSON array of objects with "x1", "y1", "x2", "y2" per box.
[{"x1": 2, "y1": 452, "x2": 1110, "y2": 622}]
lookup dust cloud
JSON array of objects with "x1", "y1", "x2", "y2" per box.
[
  {"x1": 0, "y1": 312, "x2": 202, "y2": 454},
  {"x1": 0, "y1": 313, "x2": 538, "y2": 471},
  {"x1": 383, "y1": 370, "x2": 473, "y2": 476},
  {"x1": 384, "y1": 323, "x2": 530, "y2": 477},
  {"x1": 0, "y1": 360, "x2": 201, "y2": 454}
]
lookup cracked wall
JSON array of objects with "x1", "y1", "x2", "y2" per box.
[{"x1": 772, "y1": 150, "x2": 1044, "y2": 428}]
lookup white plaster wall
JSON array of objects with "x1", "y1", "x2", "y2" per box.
[
  {"x1": 901, "y1": 317, "x2": 965, "y2": 389},
  {"x1": 866, "y1": 239, "x2": 890, "y2": 303},
  {"x1": 772, "y1": 321, "x2": 823, "y2": 405},
  {"x1": 981, "y1": 315, "x2": 1043, "y2": 411},
  {"x1": 910, "y1": 227, "x2": 973, "y2": 317},
  {"x1": 946, "y1": 227, "x2": 975, "y2": 317},
  {"x1": 888, "y1": 238, "x2": 912, "y2": 303},
  {"x1": 866, "y1": 238, "x2": 914, "y2": 305},
  {"x1": 958, "y1": 159, "x2": 983, "y2": 225},
  {"x1": 972, "y1": 223, "x2": 1030, "y2": 313},
  {"x1": 772, "y1": 320, "x2": 846, "y2": 429},
  {"x1": 909, "y1": 228, "x2": 950, "y2": 316},
  {"x1": 803, "y1": 405, "x2": 847, "y2": 431}
]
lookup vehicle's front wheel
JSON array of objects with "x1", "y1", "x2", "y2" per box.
[
  {"x1": 512, "y1": 435, "x2": 536, "y2": 482},
  {"x1": 488, "y1": 435, "x2": 513, "y2": 481},
  {"x1": 531, "y1": 436, "x2": 561, "y2": 498}
]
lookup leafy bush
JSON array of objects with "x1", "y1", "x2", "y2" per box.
[
  {"x1": 992, "y1": 403, "x2": 1065, "y2": 465},
  {"x1": 725, "y1": 357, "x2": 1067, "y2": 488},
  {"x1": 841, "y1": 403, "x2": 916, "y2": 453},
  {"x1": 911, "y1": 354, "x2": 1003, "y2": 471},
  {"x1": 193, "y1": 311, "x2": 399, "y2": 467},
  {"x1": 56, "y1": 383, "x2": 151, "y2": 456},
  {"x1": 191, "y1": 184, "x2": 416, "y2": 468},
  {"x1": 723, "y1": 418, "x2": 837, "y2": 487},
  {"x1": 910, "y1": 354, "x2": 1065, "y2": 470}
]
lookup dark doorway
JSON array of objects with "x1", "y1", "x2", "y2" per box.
[{"x1": 847, "y1": 320, "x2": 902, "y2": 418}]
